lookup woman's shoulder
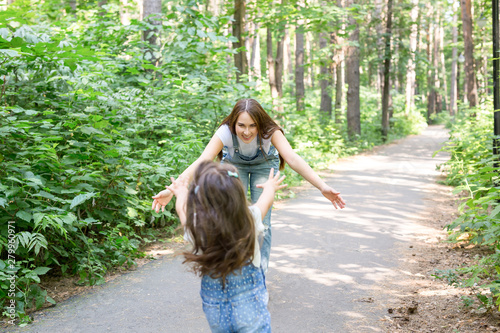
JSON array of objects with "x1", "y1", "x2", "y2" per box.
[{"x1": 215, "y1": 124, "x2": 232, "y2": 146}]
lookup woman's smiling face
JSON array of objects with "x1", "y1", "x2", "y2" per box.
[{"x1": 235, "y1": 112, "x2": 258, "y2": 143}]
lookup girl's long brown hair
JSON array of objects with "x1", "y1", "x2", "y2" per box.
[
  {"x1": 183, "y1": 161, "x2": 256, "y2": 283},
  {"x1": 218, "y1": 98, "x2": 285, "y2": 170}
]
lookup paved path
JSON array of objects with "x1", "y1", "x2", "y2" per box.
[{"x1": 6, "y1": 125, "x2": 450, "y2": 333}]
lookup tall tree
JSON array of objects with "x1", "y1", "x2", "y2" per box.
[
  {"x1": 433, "y1": 19, "x2": 442, "y2": 112},
  {"x1": 381, "y1": 0, "x2": 393, "y2": 140},
  {"x1": 319, "y1": 32, "x2": 333, "y2": 117},
  {"x1": 449, "y1": 2, "x2": 459, "y2": 116},
  {"x1": 346, "y1": 0, "x2": 361, "y2": 138},
  {"x1": 334, "y1": 0, "x2": 344, "y2": 123},
  {"x1": 405, "y1": 0, "x2": 419, "y2": 115},
  {"x1": 250, "y1": 21, "x2": 262, "y2": 85},
  {"x1": 267, "y1": 26, "x2": 279, "y2": 106},
  {"x1": 439, "y1": 23, "x2": 448, "y2": 112},
  {"x1": 460, "y1": 0, "x2": 478, "y2": 107},
  {"x1": 142, "y1": 0, "x2": 162, "y2": 67},
  {"x1": 233, "y1": 0, "x2": 248, "y2": 82},
  {"x1": 295, "y1": 23, "x2": 305, "y2": 113}
]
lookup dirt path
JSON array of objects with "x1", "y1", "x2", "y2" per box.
[{"x1": 6, "y1": 125, "x2": 479, "y2": 333}]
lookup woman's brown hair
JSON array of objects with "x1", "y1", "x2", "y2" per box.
[
  {"x1": 218, "y1": 98, "x2": 285, "y2": 170},
  {"x1": 182, "y1": 161, "x2": 256, "y2": 284}
]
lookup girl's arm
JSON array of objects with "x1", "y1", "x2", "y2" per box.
[
  {"x1": 152, "y1": 135, "x2": 224, "y2": 213},
  {"x1": 271, "y1": 130, "x2": 346, "y2": 209},
  {"x1": 254, "y1": 168, "x2": 287, "y2": 220}
]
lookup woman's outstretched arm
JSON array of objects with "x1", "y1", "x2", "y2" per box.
[
  {"x1": 151, "y1": 135, "x2": 224, "y2": 213},
  {"x1": 271, "y1": 130, "x2": 346, "y2": 209}
]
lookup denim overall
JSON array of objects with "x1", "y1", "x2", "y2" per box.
[
  {"x1": 221, "y1": 133, "x2": 280, "y2": 272},
  {"x1": 200, "y1": 264, "x2": 270, "y2": 332}
]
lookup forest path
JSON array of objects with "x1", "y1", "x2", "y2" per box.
[{"x1": 9, "y1": 125, "x2": 450, "y2": 333}]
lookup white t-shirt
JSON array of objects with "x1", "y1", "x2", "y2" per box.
[
  {"x1": 215, "y1": 124, "x2": 273, "y2": 158},
  {"x1": 183, "y1": 205, "x2": 265, "y2": 268}
]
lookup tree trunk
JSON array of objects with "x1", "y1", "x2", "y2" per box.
[
  {"x1": 449, "y1": 3, "x2": 458, "y2": 116},
  {"x1": 305, "y1": 32, "x2": 313, "y2": 88},
  {"x1": 405, "y1": 0, "x2": 419, "y2": 115},
  {"x1": 233, "y1": 0, "x2": 248, "y2": 82},
  {"x1": 319, "y1": 32, "x2": 333, "y2": 117},
  {"x1": 439, "y1": 24, "x2": 448, "y2": 112},
  {"x1": 295, "y1": 24, "x2": 305, "y2": 113},
  {"x1": 120, "y1": 0, "x2": 131, "y2": 25},
  {"x1": 275, "y1": 32, "x2": 284, "y2": 100},
  {"x1": 284, "y1": 28, "x2": 293, "y2": 82},
  {"x1": 334, "y1": 0, "x2": 344, "y2": 123},
  {"x1": 250, "y1": 22, "x2": 262, "y2": 85},
  {"x1": 426, "y1": 11, "x2": 435, "y2": 122},
  {"x1": 374, "y1": 0, "x2": 384, "y2": 95},
  {"x1": 346, "y1": 1, "x2": 361, "y2": 138},
  {"x1": 142, "y1": 0, "x2": 162, "y2": 66},
  {"x1": 460, "y1": 0, "x2": 478, "y2": 107},
  {"x1": 433, "y1": 20, "x2": 442, "y2": 113},
  {"x1": 267, "y1": 26, "x2": 279, "y2": 106},
  {"x1": 68, "y1": 0, "x2": 77, "y2": 11},
  {"x1": 381, "y1": 0, "x2": 393, "y2": 141}
]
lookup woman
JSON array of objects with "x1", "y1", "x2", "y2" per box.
[{"x1": 152, "y1": 98, "x2": 345, "y2": 272}]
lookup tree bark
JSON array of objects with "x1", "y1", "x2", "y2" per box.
[
  {"x1": 405, "y1": 0, "x2": 419, "y2": 115},
  {"x1": 426, "y1": 11, "x2": 435, "y2": 122},
  {"x1": 267, "y1": 26, "x2": 279, "y2": 105},
  {"x1": 295, "y1": 24, "x2": 305, "y2": 113},
  {"x1": 439, "y1": 24, "x2": 448, "y2": 112},
  {"x1": 284, "y1": 28, "x2": 293, "y2": 82},
  {"x1": 142, "y1": 0, "x2": 162, "y2": 66},
  {"x1": 319, "y1": 32, "x2": 333, "y2": 117},
  {"x1": 346, "y1": 0, "x2": 361, "y2": 138},
  {"x1": 381, "y1": 0, "x2": 393, "y2": 140},
  {"x1": 433, "y1": 20, "x2": 442, "y2": 113},
  {"x1": 334, "y1": 0, "x2": 344, "y2": 123},
  {"x1": 275, "y1": 31, "x2": 285, "y2": 99},
  {"x1": 233, "y1": 0, "x2": 248, "y2": 82},
  {"x1": 460, "y1": 0, "x2": 478, "y2": 107},
  {"x1": 250, "y1": 22, "x2": 262, "y2": 85},
  {"x1": 449, "y1": 2, "x2": 458, "y2": 116}
]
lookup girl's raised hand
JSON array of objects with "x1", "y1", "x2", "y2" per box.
[
  {"x1": 321, "y1": 186, "x2": 346, "y2": 209},
  {"x1": 256, "y1": 168, "x2": 287, "y2": 192}
]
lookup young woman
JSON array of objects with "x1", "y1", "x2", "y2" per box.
[
  {"x1": 166, "y1": 161, "x2": 286, "y2": 332},
  {"x1": 152, "y1": 98, "x2": 345, "y2": 271}
]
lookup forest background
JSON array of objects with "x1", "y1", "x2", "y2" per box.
[{"x1": 0, "y1": 0, "x2": 498, "y2": 326}]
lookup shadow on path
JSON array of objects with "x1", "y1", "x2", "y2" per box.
[{"x1": 8, "y1": 125, "x2": 450, "y2": 333}]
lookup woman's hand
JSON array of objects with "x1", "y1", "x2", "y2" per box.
[
  {"x1": 151, "y1": 188, "x2": 174, "y2": 213},
  {"x1": 321, "y1": 186, "x2": 346, "y2": 209}
]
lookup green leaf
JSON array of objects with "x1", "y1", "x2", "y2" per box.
[
  {"x1": 70, "y1": 192, "x2": 96, "y2": 209},
  {"x1": 16, "y1": 210, "x2": 32, "y2": 222},
  {"x1": 31, "y1": 267, "x2": 51, "y2": 276},
  {"x1": 33, "y1": 213, "x2": 45, "y2": 224},
  {"x1": 127, "y1": 207, "x2": 138, "y2": 218},
  {"x1": 490, "y1": 205, "x2": 500, "y2": 218}
]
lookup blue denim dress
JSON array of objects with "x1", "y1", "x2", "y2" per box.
[
  {"x1": 201, "y1": 264, "x2": 270, "y2": 333},
  {"x1": 221, "y1": 133, "x2": 280, "y2": 272}
]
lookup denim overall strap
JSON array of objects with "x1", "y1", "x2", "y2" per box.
[{"x1": 230, "y1": 132, "x2": 262, "y2": 157}]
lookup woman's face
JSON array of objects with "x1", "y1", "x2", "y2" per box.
[{"x1": 235, "y1": 112, "x2": 258, "y2": 144}]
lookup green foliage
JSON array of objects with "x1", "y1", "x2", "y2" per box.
[
  {"x1": 433, "y1": 98, "x2": 500, "y2": 312},
  {"x1": 0, "y1": 2, "x2": 240, "y2": 321}
]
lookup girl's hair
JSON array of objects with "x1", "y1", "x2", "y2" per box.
[
  {"x1": 183, "y1": 161, "x2": 256, "y2": 283},
  {"x1": 218, "y1": 98, "x2": 285, "y2": 170}
]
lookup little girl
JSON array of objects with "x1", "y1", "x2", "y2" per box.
[{"x1": 166, "y1": 161, "x2": 286, "y2": 333}]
